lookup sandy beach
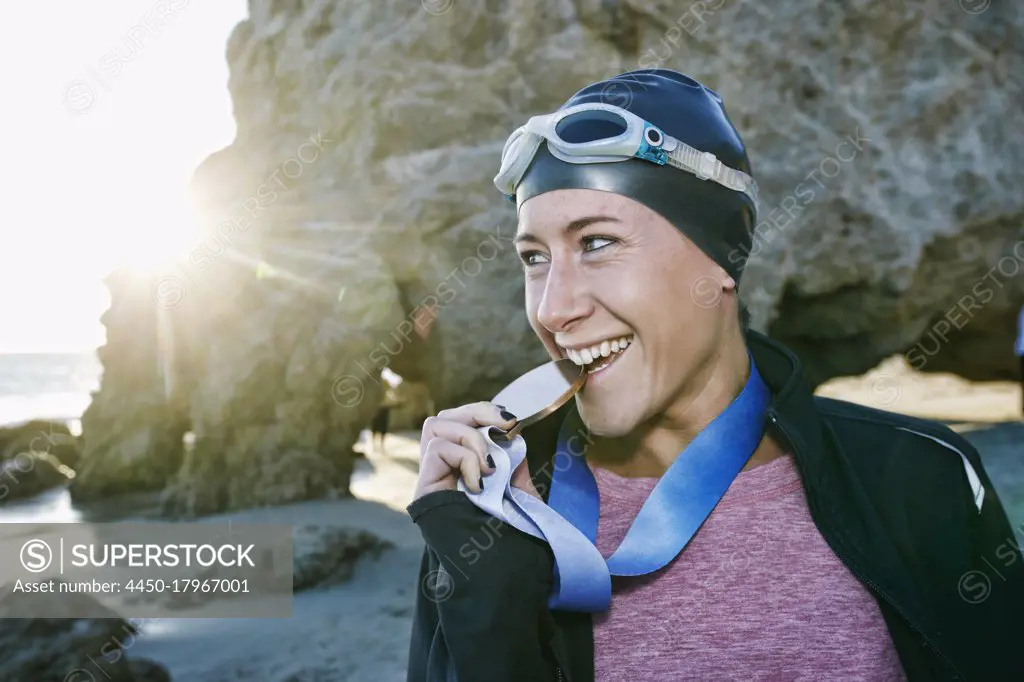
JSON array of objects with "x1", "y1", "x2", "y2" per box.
[{"x1": 115, "y1": 442, "x2": 425, "y2": 682}]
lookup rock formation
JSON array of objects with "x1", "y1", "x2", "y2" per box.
[
  {"x1": 0, "y1": 590, "x2": 170, "y2": 681},
  {"x1": 290, "y1": 524, "x2": 395, "y2": 592},
  {"x1": 73, "y1": 269, "x2": 189, "y2": 504},
  {"x1": 0, "y1": 419, "x2": 80, "y2": 470},
  {"x1": 388, "y1": 380, "x2": 434, "y2": 431},
  {"x1": 0, "y1": 452, "x2": 75, "y2": 506},
  {"x1": 77, "y1": 0, "x2": 1024, "y2": 513}
]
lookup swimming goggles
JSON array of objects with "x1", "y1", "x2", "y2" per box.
[{"x1": 493, "y1": 102, "x2": 759, "y2": 209}]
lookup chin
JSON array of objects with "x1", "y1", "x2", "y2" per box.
[{"x1": 576, "y1": 400, "x2": 637, "y2": 438}]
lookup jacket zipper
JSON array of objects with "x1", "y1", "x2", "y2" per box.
[
  {"x1": 556, "y1": 666, "x2": 564, "y2": 682},
  {"x1": 767, "y1": 410, "x2": 966, "y2": 681}
]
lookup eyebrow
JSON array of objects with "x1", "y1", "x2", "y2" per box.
[{"x1": 513, "y1": 215, "x2": 622, "y2": 246}]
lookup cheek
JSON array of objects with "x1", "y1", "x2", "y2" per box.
[
  {"x1": 631, "y1": 256, "x2": 714, "y2": 323},
  {"x1": 599, "y1": 270, "x2": 670, "y2": 325},
  {"x1": 604, "y1": 272, "x2": 710, "y2": 358}
]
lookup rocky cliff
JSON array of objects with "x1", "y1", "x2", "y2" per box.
[{"x1": 75, "y1": 0, "x2": 1024, "y2": 512}]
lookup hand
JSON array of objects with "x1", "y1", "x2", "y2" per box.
[{"x1": 414, "y1": 401, "x2": 540, "y2": 502}]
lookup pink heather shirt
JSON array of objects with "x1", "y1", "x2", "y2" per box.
[{"x1": 591, "y1": 453, "x2": 907, "y2": 682}]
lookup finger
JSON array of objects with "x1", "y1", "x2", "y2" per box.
[
  {"x1": 421, "y1": 412, "x2": 486, "y2": 452},
  {"x1": 430, "y1": 439, "x2": 484, "y2": 494},
  {"x1": 426, "y1": 419, "x2": 494, "y2": 472},
  {"x1": 420, "y1": 415, "x2": 441, "y2": 452},
  {"x1": 419, "y1": 437, "x2": 463, "y2": 484},
  {"x1": 436, "y1": 401, "x2": 518, "y2": 431}
]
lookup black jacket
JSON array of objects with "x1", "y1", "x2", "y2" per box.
[{"x1": 405, "y1": 331, "x2": 1024, "y2": 681}]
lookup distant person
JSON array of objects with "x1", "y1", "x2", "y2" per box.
[
  {"x1": 1017, "y1": 303, "x2": 1024, "y2": 417},
  {"x1": 366, "y1": 306, "x2": 436, "y2": 455},
  {"x1": 370, "y1": 368, "x2": 405, "y2": 456}
]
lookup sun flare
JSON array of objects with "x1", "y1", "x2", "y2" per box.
[{"x1": 107, "y1": 194, "x2": 204, "y2": 272}]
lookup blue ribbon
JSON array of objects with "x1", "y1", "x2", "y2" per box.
[{"x1": 460, "y1": 354, "x2": 771, "y2": 612}]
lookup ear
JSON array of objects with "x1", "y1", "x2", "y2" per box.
[{"x1": 721, "y1": 273, "x2": 737, "y2": 292}]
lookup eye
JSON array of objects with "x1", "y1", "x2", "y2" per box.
[
  {"x1": 582, "y1": 235, "x2": 616, "y2": 252},
  {"x1": 517, "y1": 235, "x2": 616, "y2": 269},
  {"x1": 518, "y1": 250, "x2": 549, "y2": 268}
]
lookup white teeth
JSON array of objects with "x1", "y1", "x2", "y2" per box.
[{"x1": 561, "y1": 335, "x2": 634, "y2": 367}]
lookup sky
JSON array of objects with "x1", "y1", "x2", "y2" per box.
[{"x1": 0, "y1": 1, "x2": 248, "y2": 353}]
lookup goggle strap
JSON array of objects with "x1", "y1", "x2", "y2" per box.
[{"x1": 665, "y1": 142, "x2": 759, "y2": 208}]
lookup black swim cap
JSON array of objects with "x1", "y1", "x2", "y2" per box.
[{"x1": 515, "y1": 69, "x2": 756, "y2": 283}]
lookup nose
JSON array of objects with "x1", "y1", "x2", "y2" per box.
[{"x1": 535, "y1": 258, "x2": 593, "y2": 334}]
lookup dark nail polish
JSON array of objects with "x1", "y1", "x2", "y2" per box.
[
  {"x1": 500, "y1": 409, "x2": 517, "y2": 421},
  {"x1": 486, "y1": 454, "x2": 495, "y2": 469},
  {"x1": 494, "y1": 403, "x2": 506, "y2": 410},
  {"x1": 478, "y1": 476, "x2": 485, "y2": 491}
]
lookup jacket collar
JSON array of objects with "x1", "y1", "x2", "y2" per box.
[
  {"x1": 746, "y1": 330, "x2": 819, "y2": 433},
  {"x1": 744, "y1": 329, "x2": 829, "y2": 484}
]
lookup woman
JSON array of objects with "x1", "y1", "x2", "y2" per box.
[
  {"x1": 405, "y1": 70, "x2": 1023, "y2": 681},
  {"x1": 369, "y1": 368, "x2": 406, "y2": 456}
]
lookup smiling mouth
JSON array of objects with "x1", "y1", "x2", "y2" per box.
[
  {"x1": 559, "y1": 335, "x2": 634, "y2": 376},
  {"x1": 584, "y1": 345, "x2": 630, "y2": 375}
]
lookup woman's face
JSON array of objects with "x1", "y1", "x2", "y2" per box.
[{"x1": 515, "y1": 189, "x2": 737, "y2": 437}]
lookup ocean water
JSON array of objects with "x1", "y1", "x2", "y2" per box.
[
  {"x1": 0, "y1": 352, "x2": 102, "y2": 429},
  {"x1": 0, "y1": 352, "x2": 103, "y2": 521}
]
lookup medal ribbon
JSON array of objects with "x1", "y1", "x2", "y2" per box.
[{"x1": 460, "y1": 354, "x2": 770, "y2": 612}]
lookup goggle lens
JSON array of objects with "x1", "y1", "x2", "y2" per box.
[{"x1": 554, "y1": 109, "x2": 627, "y2": 144}]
